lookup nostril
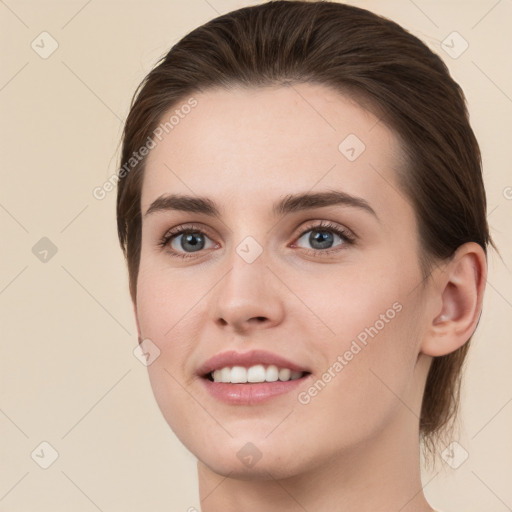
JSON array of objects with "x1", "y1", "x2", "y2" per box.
[{"x1": 249, "y1": 316, "x2": 268, "y2": 325}]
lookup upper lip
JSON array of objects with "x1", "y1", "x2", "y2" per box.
[{"x1": 197, "y1": 349, "x2": 311, "y2": 377}]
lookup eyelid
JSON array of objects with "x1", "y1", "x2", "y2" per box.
[
  {"x1": 293, "y1": 219, "x2": 356, "y2": 243},
  {"x1": 161, "y1": 222, "x2": 214, "y2": 241}
]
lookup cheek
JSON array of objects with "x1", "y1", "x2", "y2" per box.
[
  {"x1": 135, "y1": 263, "x2": 202, "y2": 397},
  {"x1": 293, "y1": 261, "x2": 410, "y2": 350},
  {"x1": 135, "y1": 265, "x2": 204, "y2": 442},
  {"x1": 135, "y1": 257, "x2": 203, "y2": 340},
  {"x1": 292, "y1": 305, "x2": 421, "y2": 460},
  {"x1": 294, "y1": 265, "x2": 422, "y2": 418}
]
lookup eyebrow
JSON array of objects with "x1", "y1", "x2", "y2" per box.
[{"x1": 143, "y1": 190, "x2": 378, "y2": 220}]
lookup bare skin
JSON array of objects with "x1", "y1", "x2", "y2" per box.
[{"x1": 133, "y1": 83, "x2": 486, "y2": 512}]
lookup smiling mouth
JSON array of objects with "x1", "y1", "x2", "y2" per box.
[{"x1": 205, "y1": 364, "x2": 311, "y2": 384}]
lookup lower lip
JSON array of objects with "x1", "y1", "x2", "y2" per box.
[{"x1": 201, "y1": 376, "x2": 309, "y2": 405}]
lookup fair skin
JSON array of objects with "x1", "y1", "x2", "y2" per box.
[{"x1": 133, "y1": 84, "x2": 486, "y2": 512}]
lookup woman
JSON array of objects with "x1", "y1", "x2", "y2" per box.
[{"x1": 116, "y1": 1, "x2": 493, "y2": 510}]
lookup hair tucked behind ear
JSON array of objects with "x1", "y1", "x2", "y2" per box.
[{"x1": 116, "y1": 0, "x2": 494, "y2": 469}]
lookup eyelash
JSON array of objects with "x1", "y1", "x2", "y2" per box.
[{"x1": 158, "y1": 221, "x2": 356, "y2": 260}]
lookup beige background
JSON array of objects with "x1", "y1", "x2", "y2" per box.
[{"x1": 1, "y1": 0, "x2": 511, "y2": 510}]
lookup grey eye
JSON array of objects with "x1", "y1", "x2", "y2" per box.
[
  {"x1": 296, "y1": 229, "x2": 344, "y2": 250},
  {"x1": 171, "y1": 232, "x2": 214, "y2": 253}
]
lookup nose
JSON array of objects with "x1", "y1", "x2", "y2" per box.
[{"x1": 212, "y1": 252, "x2": 285, "y2": 335}]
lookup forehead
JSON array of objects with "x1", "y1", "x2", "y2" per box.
[{"x1": 141, "y1": 83, "x2": 407, "y2": 219}]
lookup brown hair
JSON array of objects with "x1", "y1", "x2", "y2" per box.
[{"x1": 116, "y1": 0, "x2": 494, "y2": 467}]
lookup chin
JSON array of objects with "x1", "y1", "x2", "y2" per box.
[{"x1": 197, "y1": 449, "x2": 304, "y2": 481}]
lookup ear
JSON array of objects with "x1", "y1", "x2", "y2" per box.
[{"x1": 421, "y1": 242, "x2": 487, "y2": 357}]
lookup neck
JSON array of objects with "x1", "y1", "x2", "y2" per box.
[{"x1": 197, "y1": 409, "x2": 434, "y2": 512}]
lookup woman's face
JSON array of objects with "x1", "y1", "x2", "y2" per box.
[{"x1": 135, "y1": 84, "x2": 435, "y2": 478}]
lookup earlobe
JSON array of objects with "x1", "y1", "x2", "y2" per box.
[{"x1": 422, "y1": 242, "x2": 487, "y2": 357}]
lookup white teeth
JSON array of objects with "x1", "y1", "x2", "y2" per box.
[
  {"x1": 266, "y1": 364, "x2": 279, "y2": 382},
  {"x1": 247, "y1": 364, "x2": 266, "y2": 383},
  {"x1": 220, "y1": 367, "x2": 231, "y2": 383},
  {"x1": 231, "y1": 366, "x2": 247, "y2": 383},
  {"x1": 211, "y1": 364, "x2": 305, "y2": 384},
  {"x1": 278, "y1": 368, "x2": 291, "y2": 381}
]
